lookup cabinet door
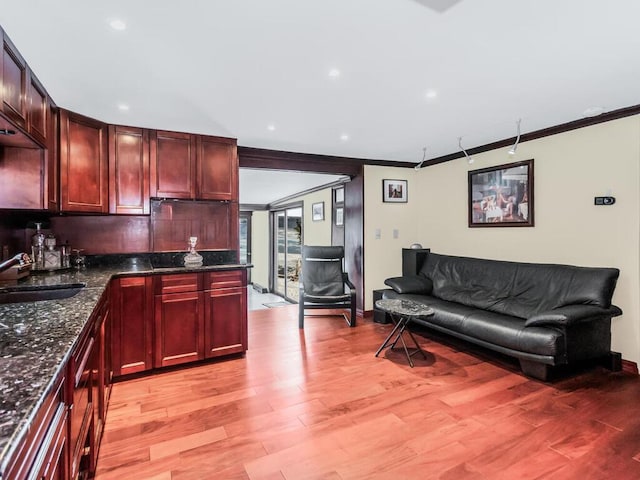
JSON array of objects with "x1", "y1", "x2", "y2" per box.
[
  {"x1": 59, "y1": 109, "x2": 108, "y2": 212},
  {"x1": 204, "y1": 283, "x2": 247, "y2": 358},
  {"x1": 154, "y1": 291, "x2": 205, "y2": 368},
  {"x1": 27, "y1": 70, "x2": 48, "y2": 145},
  {"x1": 111, "y1": 277, "x2": 153, "y2": 377},
  {"x1": 108, "y1": 125, "x2": 150, "y2": 214},
  {"x1": 2, "y1": 32, "x2": 27, "y2": 128},
  {"x1": 0, "y1": 147, "x2": 44, "y2": 209},
  {"x1": 196, "y1": 135, "x2": 237, "y2": 200},
  {"x1": 46, "y1": 104, "x2": 59, "y2": 211},
  {"x1": 150, "y1": 130, "x2": 196, "y2": 199}
]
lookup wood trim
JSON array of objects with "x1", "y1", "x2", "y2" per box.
[
  {"x1": 418, "y1": 103, "x2": 640, "y2": 169},
  {"x1": 238, "y1": 146, "x2": 415, "y2": 175},
  {"x1": 621, "y1": 359, "x2": 638, "y2": 375}
]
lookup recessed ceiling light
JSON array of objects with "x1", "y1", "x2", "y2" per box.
[
  {"x1": 267, "y1": 124, "x2": 276, "y2": 131},
  {"x1": 425, "y1": 89, "x2": 438, "y2": 99},
  {"x1": 340, "y1": 134, "x2": 349, "y2": 141},
  {"x1": 118, "y1": 103, "x2": 129, "y2": 111},
  {"x1": 328, "y1": 68, "x2": 341, "y2": 78},
  {"x1": 109, "y1": 19, "x2": 127, "y2": 31}
]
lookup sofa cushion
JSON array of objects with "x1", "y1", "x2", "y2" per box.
[
  {"x1": 384, "y1": 275, "x2": 433, "y2": 295},
  {"x1": 462, "y1": 311, "x2": 564, "y2": 357},
  {"x1": 419, "y1": 253, "x2": 620, "y2": 319},
  {"x1": 382, "y1": 290, "x2": 564, "y2": 357}
]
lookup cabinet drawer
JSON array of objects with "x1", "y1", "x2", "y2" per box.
[
  {"x1": 205, "y1": 270, "x2": 245, "y2": 290},
  {"x1": 154, "y1": 273, "x2": 202, "y2": 294},
  {"x1": 3, "y1": 371, "x2": 65, "y2": 480}
]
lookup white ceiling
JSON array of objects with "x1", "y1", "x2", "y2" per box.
[
  {"x1": 239, "y1": 169, "x2": 346, "y2": 205},
  {"x1": 2, "y1": 1, "x2": 640, "y2": 184}
]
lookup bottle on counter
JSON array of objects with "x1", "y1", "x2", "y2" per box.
[
  {"x1": 43, "y1": 234, "x2": 61, "y2": 269},
  {"x1": 184, "y1": 236, "x2": 203, "y2": 266},
  {"x1": 31, "y1": 222, "x2": 45, "y2": 269}
]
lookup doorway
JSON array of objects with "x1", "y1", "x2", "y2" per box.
[
  {"x1": 239, "y1": 212, "x2": 251, "y2": 283},
  {"x1": 272, "y1": 204, "x2": 303, "y2": 302}
]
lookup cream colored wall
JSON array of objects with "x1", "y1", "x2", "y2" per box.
[
  {"x1": 248, "y1": 187, "x2": 334, "y2": 290},
  {"x1": 289, "y1": 188, "x2": 333, "y2": 246},
  {"x1": 250, "y1": 210, "x2": 270, "y2": 289},
  {"x1": 364, "y1": 165, "x2": 422, "y2": 302},
  {"x1": 364, "y1": 116, "x2": 640, "y2": 363}
]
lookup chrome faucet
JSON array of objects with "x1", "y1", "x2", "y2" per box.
[{"x1": 0, "y1": 253, "x2": 32, "y2": 273}]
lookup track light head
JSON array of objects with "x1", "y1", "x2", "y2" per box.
[
  {"x1": 458, "y1": 137, "x2": 474, "y2": 164},
  {"x1": 508, "y1": 119, "x2": 522, "y2": 156},
  {"x1": 414, "y1": 147, "x2": 427, "y2": 170}
]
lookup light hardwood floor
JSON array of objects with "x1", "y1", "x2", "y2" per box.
[{"x1": 96, "y1": 305, "x2": 640, "y2": 479}]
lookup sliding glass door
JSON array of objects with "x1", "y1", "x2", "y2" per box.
[{"x1": 273, "y1": 205, "x2": 302, "y2": 302}]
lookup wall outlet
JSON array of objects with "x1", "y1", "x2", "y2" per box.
[
  {"x1": 375, "y1": 228, "x2": 381, "y2": 240},
  {"x1": 393, "y1": 229, "x2": 399, "y2": 239}
]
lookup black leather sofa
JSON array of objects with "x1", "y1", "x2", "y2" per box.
[{"x1": 382, "y1": 252, "x2": 622, "y2": 380}]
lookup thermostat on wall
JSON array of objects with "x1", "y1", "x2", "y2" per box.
[{"x1": 594, "y1": 196, "x2": 616, "y2": 205}]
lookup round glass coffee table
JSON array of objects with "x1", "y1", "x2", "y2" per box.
[{"x1": 374, "y1": 298, "x2": 434, "y2": 367}]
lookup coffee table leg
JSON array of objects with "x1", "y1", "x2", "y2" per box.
[
  {"x1": 375, "y1": 315, "x2": 406, "y2": 358},
  {"x1": 375, "y1": 317, "x2": 427, "y2": 368}
]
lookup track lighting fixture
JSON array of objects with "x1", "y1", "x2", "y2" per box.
[
  {"x1": 414, "y1": 147, "x2": 427, "y2": 170},
  {"x1": 458, "y1": 137, "x2": 473, "y2": 164},
  {"x1": 508, "y1": 118, "x2": 521, "y2": 155}
]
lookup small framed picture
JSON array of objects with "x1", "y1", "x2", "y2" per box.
[
  {"x1": 335, "y1": 207, "x2": 344, "y2": 226},
  {"x1": 312, "y1": 201, "x2": 324, "y2": 221},
  {"x1": 334, "y1": 187, "x2": 344, "y2": 203},
  {"x1": 382, "y1": 179, "x2": 408, "y2": 203}
]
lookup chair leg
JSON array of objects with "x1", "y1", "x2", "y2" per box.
[
  {"x1": 349, "y1": 296, "x2": 356, "y2": 327},
  {"x1": 298, "y1": 298, "x2": 305, "y2": 329}
]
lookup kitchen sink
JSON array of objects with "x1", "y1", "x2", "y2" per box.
[{"x1": 0, "y1": 283, "x2": 86, "y2": 304}]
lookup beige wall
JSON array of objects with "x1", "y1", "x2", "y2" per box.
[
  {"x1": 250, "y1": 210, "x2": 270, "y2": 289},
  {"x1": 293, "y1": 188, "x2": 333, "y2": 246},
  {"x1": 249, "y1": 187, "x2": 334, "y2": 290},
  {"x1": 364, "y1": 115, "x2": 640, "y2": 363}
]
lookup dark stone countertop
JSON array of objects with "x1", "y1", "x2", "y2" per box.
[{"x1": 0, "y1": 260, "x2": 251, "y2": 475}]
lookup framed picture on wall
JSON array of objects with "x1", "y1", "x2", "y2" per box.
[
  {"x1": 312, "y1": 202, "x2": 324, "y2": 221},
  {"x1": 334, "y1": 187, "x2": 344, "y2": 203},
  {"x1": 382, "y1": 179, "x2": 407, "y2": 203},
  {"x1": 335, "y1": 207, "x2": 344, "y2": 226},
  {"x1": 468, "y1": 159, "x2": 534, "y2": 227}
]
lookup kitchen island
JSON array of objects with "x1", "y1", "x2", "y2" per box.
[{"x1": 0, "y1": 257, "x2": 250, "y2": 479}]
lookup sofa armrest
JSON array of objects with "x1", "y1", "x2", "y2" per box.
[
  {"x1": 525, "y1": 304, "x2": 623, "y2": 328},
  {"x1": 384, "y1": 275, "x2": 433, "y2": 295}
]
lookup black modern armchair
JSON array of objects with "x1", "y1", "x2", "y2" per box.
[{"x1": 298, "y1": 245, "x2": 356, "y2": 329}]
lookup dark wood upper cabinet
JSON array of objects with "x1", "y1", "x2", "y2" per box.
[
  {"x1": 59, "y1": 109, "x2": 108, "y2": 213},
  {"x1": 0, "y1": 147, "x2": 45, "y2": 209},
  {"x1": 27, "y1": 71, "x2": 48, "y2": 145},
  {"x1": 197, "y1": 135, "x2": 238, "y2": 201},
  {"x1": 1, "y1": 32, "x2": 27, "y2": 128},
  {"x1": 46, "y1": 104, "x2": 59, "y2": 211},
  {"x1": 149, "y1": 130, "x2": 196, "y2": 199},
  {"x1": 150, "y1": 130, "x2": 238, "y2": 201},
  {"x1": 108, "y1": 125, "x2": 150, "y2": 214}
]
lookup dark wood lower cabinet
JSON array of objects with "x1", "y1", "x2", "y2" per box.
[
  {"x1": 154, "y1": 290, "x2": 205, "y2": 368},
  {"x1": 3, "y1": 269, "x2": 246, "y2": 479},
  {"x1": 111, "y1": 276, "x2": 153, "y2": 376},
  {"x1": 204, "y1": 286, "x2": 246, "y2": 358},
  {"x1": 2, "y1": 370, "x2": 67, "y2": 480},
  {"x1": 68, "y1": 288, "x2": 109, "y2": 479}
]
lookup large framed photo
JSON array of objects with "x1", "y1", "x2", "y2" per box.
[
  {"x1": 468, "y1": 159, "x2": 534, "y2": 227},
  {"x1": 312, "y1": 201, "x2": 324, "y2": 221},
  {"x1": 382, "y1": 179, "x2": 407, "y2": 203}
]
